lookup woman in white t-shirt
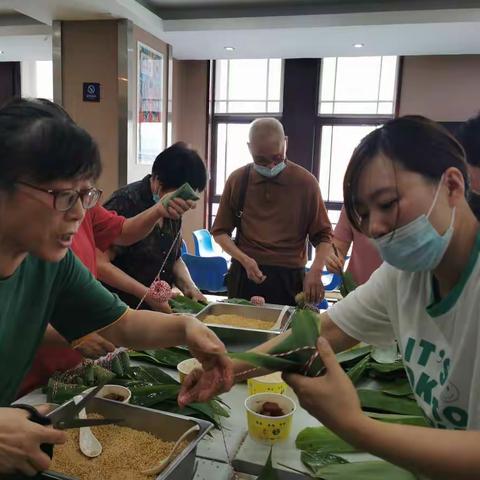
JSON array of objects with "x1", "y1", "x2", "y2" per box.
[{"x1": 180, "y1": 116, "x2": 480, "y2": 479}]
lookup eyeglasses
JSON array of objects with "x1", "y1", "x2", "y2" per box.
[{"x1": 15, "y1": 181, "x2": 103, "y2": 212}]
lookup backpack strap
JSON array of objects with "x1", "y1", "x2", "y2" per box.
[{"x1": 233, "y1": 163, "x2": 252, "y2": 244}]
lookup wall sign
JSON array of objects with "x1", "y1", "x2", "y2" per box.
[{"x1": 83, "y1": 82, "x2": 100, "y2": 102}]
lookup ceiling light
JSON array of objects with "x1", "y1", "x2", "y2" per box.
[
  {"x1": 224, "y1": 46, "x2": 235, "y2": 52},
  {"x1": 0, "y1": 51, "x2": 4, "y2": 55},
  {"x1": 353, "y1": 43, "x2": 364, "y2": 48}
]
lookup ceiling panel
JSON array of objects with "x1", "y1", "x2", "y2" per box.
[{"x1": 139, "y1": 0, "x2": 480, "y2": 19}]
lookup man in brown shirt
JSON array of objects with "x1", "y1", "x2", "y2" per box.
[{"x1": 211, "y1": 118, "x2": 332, "y2": 305}]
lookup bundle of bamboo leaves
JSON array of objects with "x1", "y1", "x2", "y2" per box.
[
  {"x1": 45, "y1": 351, "x2": 229, "y2": 428},
  {"x1": 229, "y1": 308, "x2": 324, "y2": 376}
]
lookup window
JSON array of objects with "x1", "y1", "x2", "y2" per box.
[
  {"x1": 35, "y1": 61, "x2": 53, "y2": 100},
  {"x1": 319, "y1": 124, "x2": 379, "y2": 204},
  {"x1": 319, "y1": 56, "x2": 397, "y2": 115},
  {"x1": 209, "y1": 59, "x2": 283, "y2": 227},
  {"x1": 316, "y1": 56, "x2": 398, "y2": 227},
  {"x1": 215, "y1": 59, "x2": 282, "y2": 114},
  {"x1": 214, "y1": 123, "x2": 251, "y2": 195}
]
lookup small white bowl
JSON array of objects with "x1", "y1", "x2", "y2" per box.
[
  {"x1": 177, "y1": 358, "x2": 202, "y2": 383},
  {"x1": 85, "y1": 385, "x2": 131, "y2": 403}
]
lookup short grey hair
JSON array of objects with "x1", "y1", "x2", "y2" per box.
[{"x1": 248, "y1": 118, "x2": 285, "y2": 149}]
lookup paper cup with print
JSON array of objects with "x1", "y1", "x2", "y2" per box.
[
  {"x1": 245, "y1": 393, "x2": 296, "y2": 444},
  {"x1": 247, "y1": 372, "x2": 287, "y2": 396}
]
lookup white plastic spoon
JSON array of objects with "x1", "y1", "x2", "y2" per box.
[
  {"x1": 142, "y1": 424, "x2": 200, "y2": 475},
  {"x1": 73, "y1": 394, "x2": 103, "y2": 458}
]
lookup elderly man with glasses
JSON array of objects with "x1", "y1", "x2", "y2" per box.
[{"x1": 212, "y1": 118, "x2": 332, "y2": 306}]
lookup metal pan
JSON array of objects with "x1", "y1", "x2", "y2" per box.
[
  {"x1": 43, "y1": 398, "x2": 212, "y2": 480},
  {"x1": 196, "y1": 303, "x2": 294, "y2": 352}
]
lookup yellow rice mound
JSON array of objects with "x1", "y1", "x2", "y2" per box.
[
  {"x1": 204, "y1": 313, "x2": 274, "y2": 330},
  {"x1": 51, "y1": 415, "x2": 188, "y2": 479}
]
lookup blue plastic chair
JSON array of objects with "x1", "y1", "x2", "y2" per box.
[
  {"x1": 316, "y1": 298, "x2": 329, "y2": 310},
  {"x1": 181, "y1": 253, "x2": 228, "y2": 293},
  {"x1": 322, "y1": 271, "x2": 342, "y2": 291},
  {"x1": 192, "y1": 229, "x2": 217, "y2": 257},
  {"x1": 181, "y1": 240, "x2": 188, "y2": 255}
]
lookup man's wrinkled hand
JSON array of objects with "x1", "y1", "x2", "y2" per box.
[
  {"x1": 303, "y1": 267, "x2": 325, "y2": 304},
  {"x1": 241, "y1": 256, "x2": 266, "y2": 284}
]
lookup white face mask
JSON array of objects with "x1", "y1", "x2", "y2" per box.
[
  {"x1": 372, "y1": 176, "x2": 456, "y2": 272},
  {"x1": 253, "y1": 161, "x2": 287, "y2": 178}
]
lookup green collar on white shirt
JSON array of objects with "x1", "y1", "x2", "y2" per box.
[{"x1": 427, "y1": 230, "x2": 480, "y2": 317}]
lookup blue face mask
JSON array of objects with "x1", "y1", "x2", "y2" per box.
[
  {"x1": 254, "y1": 161, "x2": 287, "y2": 178},
  {"x1": 152, "y1": 193, "x2": 160, "y2": 204},
  {"x1": 372, "y1": 178, "x2": 455, "y2": 272}
]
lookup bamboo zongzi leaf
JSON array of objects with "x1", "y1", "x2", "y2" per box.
[
  {"x1": 347, "y1": 354, "x2": 371, "y2": 385},
  {"x1": 130, "y1": 384, "x2": 181, "y2": 407},
  {"x1": 366, "y1": 412, "x2": 428, "y2": 427},
  {"x1": 380, "y1": 380, "x2": 413, "y2": 398},
  {"x1": 140, "y1": 348, "x2": 192, "y2": 368},
  {"x1": 296, "y1": 427, "x2": 357, "y2": 454},
  {"x1": 229, "y1": 351, "x2": 299, "y2": 372},
  {"x1": 257, "y1": 449, "x2": 279, "y2": 480},
  {"x1": 169, "y1": 295, "x2": 205, "y2": 314},
  {"x1": 311, "y1": 460, "x2": 416, "y2": 479},
  {"x1": 301, "y1": 451, "x2": 348, "y2": 476},
  {"x1": 339, "y1": 271, "x2": 357, "y2": 298},
  {"x1": 367, "y1": 360, "x2": 405, "y2": 374},
  {"x1": 127, "y1": 365, "x2": 179, "y2": 385},
  {"x1": 335, "y1": 345, "x2": 372, "y2": 367},
  {"x1": 370, "y1": 344, "x2": 399, "y2": 364},
  {"x1": 358, "y1": 389, "x2": 423, "y2": 416}
]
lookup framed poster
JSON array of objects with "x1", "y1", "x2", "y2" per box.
[{"x1": 137, "y1": 42, "x2": 164, "y2": 164}]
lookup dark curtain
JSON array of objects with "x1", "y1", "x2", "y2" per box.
[{"x1": 0, "y1": 62, "x2": 21, "y2": 106}]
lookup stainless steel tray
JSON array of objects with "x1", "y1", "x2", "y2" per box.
[
  {"x1": 196, "y1": 303, "x2": 294, "y2": 352},
  {"x1": 43, "y1": 398, "x2": 212, "y2": 480}
]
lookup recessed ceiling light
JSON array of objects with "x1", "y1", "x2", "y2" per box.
[
  {"x1": 353, "y1": 43, "x2": 364, "y2": 48},
  {"x1": 0, "y1": 51, "x2": 4, "y2": 55},
  {"x1": 224, "y1": 46, "x2": 235, "y2": 52}
]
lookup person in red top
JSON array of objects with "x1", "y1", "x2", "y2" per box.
[
  {"x1": 72, "y1": 204, "x2": 125, "y2": 276},
  {"x1": 20, "y1": 193, "x2": 194, "y2": 396}
]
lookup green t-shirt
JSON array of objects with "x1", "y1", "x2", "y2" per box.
[{"x1": 0, "y1": 250, "x2": 127, "y2": 406}]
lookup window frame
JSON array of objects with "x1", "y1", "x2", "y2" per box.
[
  {"x1": 208, "y1": 59, "x2": 284, "y2": 229},
  {"x1": 318, "y1": 56, "x2": 399, "y2": 117},
  {"x1": 314, "y1": 56, "x2": 402, "y2": 215},
  {"x1": 213, "y1": 58, "x2": 284, "y2": 114},
  {"x1": 313, "y1": 115, "x2": 393, "y2": 213}
]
